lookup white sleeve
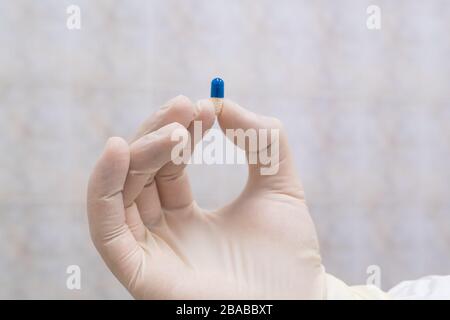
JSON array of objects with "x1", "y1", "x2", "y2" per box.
[
  {"x1": 325, "y1": 273, "x2": 450, "y2": 300},
  {"x1": 388, "y1": 275, "x2": 450, "y2": 299}
]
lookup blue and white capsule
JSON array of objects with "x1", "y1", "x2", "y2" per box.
[{"x1": 210, "y1": 77, "x2": 224, "y2": 115}]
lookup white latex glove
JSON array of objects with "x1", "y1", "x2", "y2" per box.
[{"x1": 87, "y1": 95, "x2": 388, "y2": 299}]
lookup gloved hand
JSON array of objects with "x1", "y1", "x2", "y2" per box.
[{"x1": 87, "y1": 95, "x2": 387, "y2": 299}]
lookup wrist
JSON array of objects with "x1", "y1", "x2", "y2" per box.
[{"x1": 324, "y1": 273, "x2": 390, "y2": 300}]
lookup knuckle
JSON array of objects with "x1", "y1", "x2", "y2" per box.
[{"x1": 269, "y1": 116, "x2": 284, "y2": 130}]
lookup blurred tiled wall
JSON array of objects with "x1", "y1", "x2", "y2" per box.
[{"x1": 0, "y1": 0, "x2": 449, "y2": 298}]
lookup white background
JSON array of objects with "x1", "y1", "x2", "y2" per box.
[{"x1": 0, "y1": 0, "x2": 449, "y2": 298}]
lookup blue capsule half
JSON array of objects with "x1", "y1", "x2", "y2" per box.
[{"x1": 210, "y1": 77, "x2": 224, "y2": 98}]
